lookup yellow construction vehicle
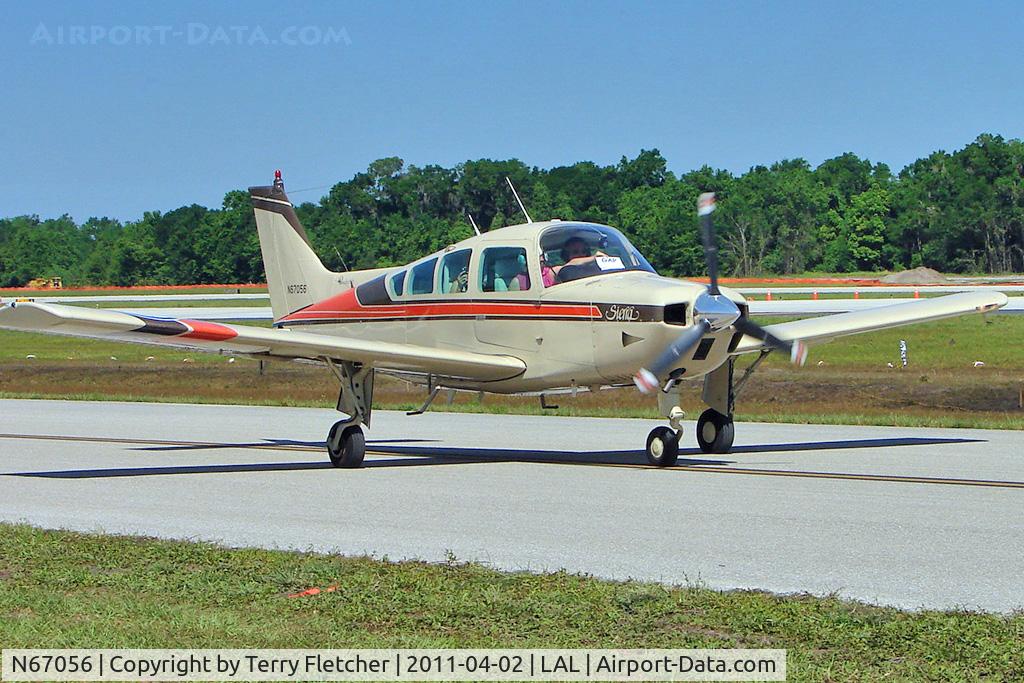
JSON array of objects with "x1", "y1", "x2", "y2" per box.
[{"x1": 26, "y1": 277, "x2": 63, "y2": 289}]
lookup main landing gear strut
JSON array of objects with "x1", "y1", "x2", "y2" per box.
[
  {"x1": 644, "y1": 353, "x2": 768, "y2": 466},
  {"x1": 325, "y1": 359, "x2": 374, "y2": 468}
]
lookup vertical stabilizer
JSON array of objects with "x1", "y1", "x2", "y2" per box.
[{"x1": 249, "y1": 171, "x2": 336, "y2": 320}]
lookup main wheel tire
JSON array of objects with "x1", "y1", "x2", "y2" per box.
[
  {"x1": 646, "y1": 426, "x2": 680, "y2": 467},
  {"x1": 696, "y1": 409, "x2": 735, "y2": 454},
  {"x1": 327, "y1": 422, "x2": 366, "y2": 468}
]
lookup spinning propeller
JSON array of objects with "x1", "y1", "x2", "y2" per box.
[{"x1": 633, "y1": 193, "x2": 807, "y2": 394}]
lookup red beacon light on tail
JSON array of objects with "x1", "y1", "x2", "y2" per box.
[{"x1": 273, "y1": 169, "x2": 283, "y2": 189}]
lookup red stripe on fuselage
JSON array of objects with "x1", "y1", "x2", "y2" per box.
[
  {"x1": 279, "y1": 289, "x2": 599, "y2": 323},
  {"x1": 181, "y1": 320, "x2": 239, "y2": 341}
]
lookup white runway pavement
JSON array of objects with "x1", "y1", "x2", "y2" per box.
[{"x1": 1, "y1": 399, "x2": 1023, "y2": 612}]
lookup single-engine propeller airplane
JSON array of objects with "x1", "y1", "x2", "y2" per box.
[{"x1": 0, "y1": 172, "x2": 1007, "y2": 467}]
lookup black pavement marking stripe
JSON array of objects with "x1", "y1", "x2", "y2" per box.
[{"x1": 1, "y1": 433, "x2": 1022, "y2": 489}]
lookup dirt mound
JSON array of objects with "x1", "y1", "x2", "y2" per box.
[{"x1": 880, "y1": 267, "x2": 948, "y2": 285}]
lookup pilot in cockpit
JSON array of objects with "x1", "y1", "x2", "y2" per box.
[
  {"x1": 549, "y1": 236, "x2": 607, "y2": 283},
  {"x1": 539, "y1": 224, "x2": 653, "y2": 287}
]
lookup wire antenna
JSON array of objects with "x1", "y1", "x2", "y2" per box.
[
  {"x1": 505, "y1": 176, "x2": 533, "y2": 223},
  {"x1": 468, "y1": 213, "x2": 481, "y2": 236},
  {"x1": 333, "y1": 247, "x2": 349, "y2": 272}
]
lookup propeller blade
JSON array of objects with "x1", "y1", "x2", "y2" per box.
[
  {"x1": 634, "y1": 320, "x2": 712, "y2": 394},
  {"x1": 734, "y1": 317, "x2": 808, "y2": 366},
  {"x1": 698, "y1": 192, "x2": 719, "y2": 295}
]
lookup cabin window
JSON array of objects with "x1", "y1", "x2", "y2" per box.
[
  {"x1": 409, "y1": 257, "x2": 438, "y2": 295},
  {"x1": 439, "y1": 249, "x2": 472, "y2": 294},
  {"x1": 389, "y1": 270, "x2": 406, "y2": 297},
  {"x1": 480, "y1": 247, "x2": 531, "y2": 293}
]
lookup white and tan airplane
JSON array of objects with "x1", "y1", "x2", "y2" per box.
[{"x1": 0, "y1": 172, "x2": 1007, "y2": 467}]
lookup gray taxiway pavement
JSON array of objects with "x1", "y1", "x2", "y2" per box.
[{"x1": 1, "y1": 399, "x2": 1022, "y2": 612}]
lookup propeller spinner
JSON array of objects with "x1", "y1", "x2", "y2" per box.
[{"x1": 633, "y1": 192, "x2": 807, "y2": 394}]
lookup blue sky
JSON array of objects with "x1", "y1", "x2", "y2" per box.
[{"x1": 3, "y1": 1, "x2": 1023, "y2": 222}]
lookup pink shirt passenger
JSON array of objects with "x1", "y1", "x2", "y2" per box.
[{"x1": 541, "y1": 265, "x2": 556, "y2": 287}]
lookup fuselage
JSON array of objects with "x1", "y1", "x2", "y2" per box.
[{"x1": 275, "y1": 221, "x2": 747, "y2": 393}]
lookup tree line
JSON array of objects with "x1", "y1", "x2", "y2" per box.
[{"x1": 2, "y1": 133, "x2": 1022, "y2": 287}]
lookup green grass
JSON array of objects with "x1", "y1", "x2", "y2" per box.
[
  {"x1": 750, "y1": 313, "x2": 1019, "y2": 370},
  {"x1": 735, "y1": 411, "x2": 1024, "y2": 430},
  {"x1": 1, "y1": 524, "x2": 1021, "y2": 681},
  {"x1": 0, "y1": 314, "x2": 1015, "y2": 368},
  {"x1": 1, "y1": 314, "x2": 1021, "y2": 430},
  {"x1": 0, "y1": 326, "x2": 270, "y2": 363},
  {"x1": 0, "y1": 339, "x2": 227, "y2": 363},
  {"x1": 0, "y1": 390, "x2": 324, "y2": 408}
]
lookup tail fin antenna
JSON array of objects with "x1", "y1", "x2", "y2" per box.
[{"x1": 249, "y1": 170, "x2": 336, "y2": 320}]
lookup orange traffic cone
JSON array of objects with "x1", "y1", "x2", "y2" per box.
[{"x1": 766, "y1": 291, "x2": 772, "y2": 301}]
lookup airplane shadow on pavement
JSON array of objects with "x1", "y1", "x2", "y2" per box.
[{"x1": 4, "y1": 436, "x2": 983, "y2": 479}]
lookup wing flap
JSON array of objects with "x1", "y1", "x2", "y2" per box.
[
  {"x1": 732, "y1": 291, "x2": 1008, "y2": 354},
  {"x1": 0, "y1": 302, "x2": 526, "y2": 381}
]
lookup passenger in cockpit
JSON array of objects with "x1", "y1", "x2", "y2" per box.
[{"x1": 494, "y1": 255, "x2": 530, "y2": 291}]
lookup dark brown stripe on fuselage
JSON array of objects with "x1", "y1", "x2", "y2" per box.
[{"x1": 593, "y1": 303, "x2": 663, "y2": 323}]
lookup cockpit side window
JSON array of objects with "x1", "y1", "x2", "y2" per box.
[
  {"x1": 439, "y1": 249, "x2": 472, "y2": 294},
  {"x1": 409, "y1": 257, "x2": 438, "y2": 295},
  {"x1": 389, "y1": 270, "x2": 406, "y2": 297},
  {"x1": 480, "y1": 247, "x2": 531, "y2": 293}
]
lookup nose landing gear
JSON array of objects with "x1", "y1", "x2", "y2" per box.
[
  {"x1": 646, "y1": 356, "x2": 747, "y2": 464},
  {"x1": 645, "y1": 426, "x2": 679, "y2": 466},
  {"x1": 645, "y1": 405, "x2": 685, "y2": 466}
]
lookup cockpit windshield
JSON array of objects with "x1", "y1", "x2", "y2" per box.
[{"x1": 538, "y1": 223, "x2": 656, "y2": 286}]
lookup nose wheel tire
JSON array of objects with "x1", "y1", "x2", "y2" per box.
[
  {"x1": 696, "y1": 409, "x2": 734, "y2": 454},
  {"x1": 327, "y1": 422, "x2": 366, "y2": 468},
  {"x1": 646, "y1": 426, "x2": 680, "y2": 467}
]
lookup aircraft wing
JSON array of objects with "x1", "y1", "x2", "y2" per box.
[
  {"x1": 732, "y1": 291, "x2": 1008, "y2": 354},
  {"x1": 0, "y1": 301, "x2": 525, "y2": 381}
]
